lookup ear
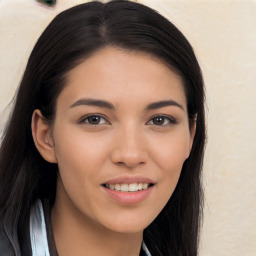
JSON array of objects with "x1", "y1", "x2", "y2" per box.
[{"x1": 31, "y1": 109, "x2": 57, "y2": 163}]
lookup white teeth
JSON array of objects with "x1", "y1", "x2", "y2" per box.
[
  {"x1": 120, "y1": 184, "x2": 129, "y2": 192},
  {"x1": 109, "y1": 184, "x2": 115, "y2": 190},
  {"x1": 114, "y1": 184, "x2": 121, "y2": 191},
  {"x1": 129, "y1": 183, "x2": 138, "y2": 192},
  {"x1": 106, "y1": 183, "x2": 151, "y2": 192},
  {"x1": 142, "y1": 183, "x2": 149, "y2": 189}
]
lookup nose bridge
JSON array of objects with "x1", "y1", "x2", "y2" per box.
[
  {"x1": 111, "y1": 122, "x2": 148, "y2": 168},
  {"x1": 123, "y1": 122, "x2": 141, "y2": 148}
]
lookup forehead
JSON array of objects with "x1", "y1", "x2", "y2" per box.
[{"x1": 58, "y1": 47, "x2": 186, "y2": 110}]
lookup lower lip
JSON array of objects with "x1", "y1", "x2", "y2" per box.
[{"x1": 102, "y1": 186, "x2": 154, "y2": 205}]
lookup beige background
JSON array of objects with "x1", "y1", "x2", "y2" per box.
[{"x1": 0, "y1": 0, "x2": 255, "y2": 255}]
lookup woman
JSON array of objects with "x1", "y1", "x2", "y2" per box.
[{"x1": 0, "y1": 1, "x2": 206, "y2": 255}]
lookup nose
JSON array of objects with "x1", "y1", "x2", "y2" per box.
[{"x1": 110, "y1": 127, "x2": 148, "y2": 168}]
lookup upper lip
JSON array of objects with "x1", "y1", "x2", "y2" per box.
[{"x1": 102, "y1": 176, "x2": 155, "y2": 185}]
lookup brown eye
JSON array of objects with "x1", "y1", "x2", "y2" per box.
[
  {"x1": 79, "y1": 115, "x2": 108, "y2": 125},
  {"x1": 87, "y1": 116, "x2": 102, "y2": 124},
  {"x1": 152, "y1": 116, "x2": 165, "y2": 125},
  {"x1": 147, "y1": 115, "x2": 177, "y2": 126}
]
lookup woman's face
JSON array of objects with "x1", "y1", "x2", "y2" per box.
[{"x1": 48, "y1": 47, "x2": 194, "y2": 234}]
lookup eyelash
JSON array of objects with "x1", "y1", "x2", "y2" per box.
[
  {"x1": 146, "y1": 115, "x2": 177, "y2": 126},
  {"x1": 78, "y1": 114, "x2": 109, "y2": 125},
  {"x1": 78, "y1": 114, "x2": 177, "y2": 126}
]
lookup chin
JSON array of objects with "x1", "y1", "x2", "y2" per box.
[
  {"x1": 99, "y1": 214, "x2": 153, "y2": 234},
  {"x1": 106, "y1": 223, "x2": 146, "y2": 234}
]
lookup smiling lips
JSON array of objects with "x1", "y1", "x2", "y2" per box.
[
  {"x1": 102, "y1": 177, "x2": 155, "y2": 204},
  {"x1": 104, "y1": 183, "x2": 150, "y2": 192}
]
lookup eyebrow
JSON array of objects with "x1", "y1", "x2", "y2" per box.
[
  {"x1": 70, "y1": 98, "x2": 184, "y2": 111},
  {"x1": 146, "y1": 100, "x2": 184, "y2": 111},
  {"x1": 70, "y1": 98, "x2": 115, "y2": 109}
]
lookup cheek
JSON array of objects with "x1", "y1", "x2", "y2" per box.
[
  {"x1": 52, "y1": 130, "x2": 110, "y2": 218},
  {"x1": 52, "y1": 126, "x2": 115, "y2": 206},
  {"x1": 53, "y1": 125, "x2": 111, "y2": 172},
  {"x1": 150, "y1": 128, "x2": 191, "y2": 171},
  {"x1": 149, "y1": 128, "x2": 191, "y2": 199}
]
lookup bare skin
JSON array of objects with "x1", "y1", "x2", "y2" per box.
[{"x1": 32, "y1": 47, "x2": 195, "y2": 256}]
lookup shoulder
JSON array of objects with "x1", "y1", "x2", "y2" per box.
[{"x1": 0, "y1": 217, "x2": 16, "y2": 256}]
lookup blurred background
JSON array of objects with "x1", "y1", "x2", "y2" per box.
[{"x1": 0, "y1": 0, "x2": 255, "y2": 255}]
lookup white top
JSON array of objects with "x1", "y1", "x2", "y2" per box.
[
  {"x1": 30, "y1": 200, "x2": 50, "y2": 256},
  {"x1": 30, "y1": 200, "x2": 151, "y2": 256}
]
